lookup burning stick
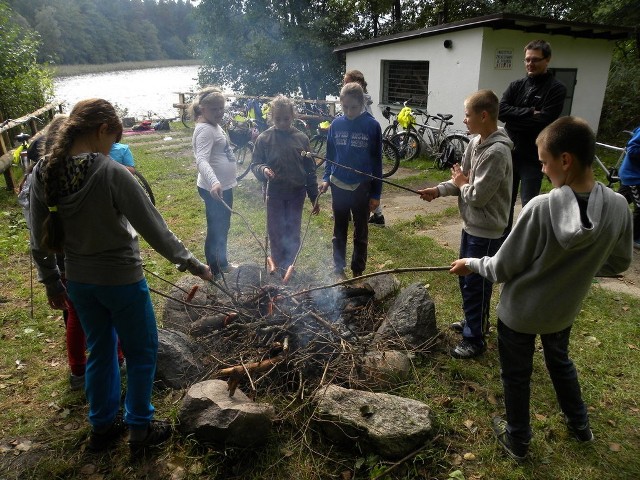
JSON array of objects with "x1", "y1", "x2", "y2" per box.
[{"x1": 301, "y1": 151, "x2": 422, "y2": 195}]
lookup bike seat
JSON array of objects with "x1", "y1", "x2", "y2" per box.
[
  {"x1": 15, "y1": 133, "x2": 31, "y2": 143},
  {"x1": 446, "y1": 121, "x2": 454, "y2": 126},
  {"x1": 436, "y1": 114, "x2": 453, "y2": 121}
]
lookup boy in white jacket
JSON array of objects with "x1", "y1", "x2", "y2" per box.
[{"x1": 450, "y1": 116, "x2": 632, "y2": 461}]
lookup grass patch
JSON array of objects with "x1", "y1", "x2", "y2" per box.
[
  {"x1": 1, "y1": 125, "x2": 639, "y2": 479},
  {"x1": 48, "y1": 59, "x2": 202, "y2": 78}
]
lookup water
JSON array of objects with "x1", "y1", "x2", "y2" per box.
[{"x1": 53, "y1": 65, "x2": 201, "y2": 119}]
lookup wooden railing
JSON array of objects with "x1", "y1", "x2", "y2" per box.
[
  {"x1": 173, "y1": 92, "x2": 339, "y2": 124},
  {"x1": 0, "y1": 102, "x2": 64, "y2": 191}
]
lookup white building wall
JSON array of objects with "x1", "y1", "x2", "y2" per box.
[
  {"x1": 480, "y1": 29, "x2": 613, "y2": 132},
  {"x1": 345, "y1": 29, "x2": 484, "y2": 130},
  {"x1": 345, "y1": 27, "x2": 614, "y2": 133}
]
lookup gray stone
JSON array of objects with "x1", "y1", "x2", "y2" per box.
[
  {"x1": 178, "y1": 380, "x2": 275, "y2": 446},
  {"x1": 361, "y1": 274, "x2": 400, "y2": 301},
  {"x1": 360, "y1": 350, "x2": 412, "y2": 389},
  {"x1": 376, "y1": 282, "x2": 438, "y2": 348},
  {"x1": 155, "y1": 328, "x2": 203, "y2": 389},
  {"x1": 313, "y1": 384, "x2": 432, "y2": 458}
]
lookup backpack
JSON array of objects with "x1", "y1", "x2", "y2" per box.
[
  {"x1": 153, "y1": 119, "x2": 170, "y2": 131},
  {"x1": 437, "y1": 143, "x2": 457, "y2": 170}
]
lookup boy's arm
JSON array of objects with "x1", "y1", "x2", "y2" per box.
[
  {"x1": 596, "y1": 204, "x2": 633, "y2": 277},
  {"x1": 459, "y1": 144, "x2": 510, "y2": 207}
]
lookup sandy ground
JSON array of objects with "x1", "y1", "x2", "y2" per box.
[{"x1": 378, "y1": 181, "x2": 640, "y2": 298}]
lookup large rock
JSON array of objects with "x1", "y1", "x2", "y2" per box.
[
  {"x1": 313, "y1": 384, "x2": 432, "y2": 458},
  {"x1": 361, "y1": 273, "x2": 400, "y2": 301},
  {"x1": 178, "y1": 380, "x2": 275, "y2": 447},
  {"x1": 360, "y1": 350, "x2": 412, "y2": 389},
  {"x1": 155, "y1": 328, "x2": 203, "y2": 389},
  {"x1": 375, "y1": 282, "x2": 438, "y2": 348}
]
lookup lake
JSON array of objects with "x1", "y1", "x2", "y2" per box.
[{"x1": 53, "y1": 65, "x2": 201, "y2": 119}]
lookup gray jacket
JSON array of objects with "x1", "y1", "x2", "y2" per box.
[
  {"x1": 30, "y1": 153, "x2": 205, "y2": 296},
  {"x1": 437, "y1": 128, "x2": 513, "y2": 239},
  {"x1": 469, "y1": 183, "x2": 632, "y2": 334}
]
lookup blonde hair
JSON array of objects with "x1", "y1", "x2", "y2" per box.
[
  {"x1": 269, "y1": 95, "x2": 295, "y2": 119},
  {"x1": 340, "y1": 82, "x2": 365, "y2": 106},
  {"x1": 41, "y1": 98, "x2": 122, "y2": 253},
  {"x1": 464, "y1": 89, "x2": 499, "y2": 120},
  {"x1": 188, "y1": 86, "x2": 226, "y2": 119}
]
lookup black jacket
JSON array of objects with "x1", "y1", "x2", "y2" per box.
[{"x1": 499, "y1": 72, "x2": 566, "y2": 164}]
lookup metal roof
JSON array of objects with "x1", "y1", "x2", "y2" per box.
[{"x1": 334, "y1": 13, "x2": 635, "y2": 53}]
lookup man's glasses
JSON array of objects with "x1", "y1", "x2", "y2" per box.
[{"x1": 524, "y1": 57, "x2": 546, "y2": 64}]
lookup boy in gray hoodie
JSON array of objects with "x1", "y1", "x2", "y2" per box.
[
  {"x1": 450, "y1": 116, "x2": 632, "y2": 461},
  {"x1": 418, "y1": 89, "x2": 513, "y2": 359}
]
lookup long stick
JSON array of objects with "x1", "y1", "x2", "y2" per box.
[
  {"x1": 287, "y1": 266, "x2": 451, "y2": 298},
  {"x1": 302, "y1": 151, "x2": 422, "y2": 195}
]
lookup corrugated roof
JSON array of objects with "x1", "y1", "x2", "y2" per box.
[{"x1": 334, "y1": 13, "x2": 635, "y2": 53}]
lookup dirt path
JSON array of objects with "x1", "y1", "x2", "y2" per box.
[{"x1": 378, "y1": 176, "x2": 640, "y2": 298}]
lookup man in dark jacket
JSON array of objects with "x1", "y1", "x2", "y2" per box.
[{"x1": 499, "y1": 39, "x2": 566, "y2": 232}]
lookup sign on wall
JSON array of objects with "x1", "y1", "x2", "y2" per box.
[{"x1": 495, "y1": 49, "x2": 513, "y2": 69}]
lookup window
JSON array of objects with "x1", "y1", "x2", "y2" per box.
[
  {"x1": 381, "y1": 60, "x2": 429, "y2": 107},
  {"x1": 549, "y1": 68, "x2": 576, "y2": 117}
]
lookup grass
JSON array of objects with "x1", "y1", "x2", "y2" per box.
[
  {"x1": 48, "y1": 59, "x2": 202, "y2": 78},
  {"x1": 0, "y1": 126, "x2": 639, "y2": 479}
]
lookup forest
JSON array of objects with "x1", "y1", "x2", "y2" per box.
[{"x1": 6, "y1": 0, "x2": 196, "y2": 64}]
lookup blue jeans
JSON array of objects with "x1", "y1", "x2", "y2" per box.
[
  {"x1": 267, "y1": 188, "x2": 306, "y2": 273},
  {"x1": 67, "y1": 279, "x2": 158, "y2": 430},
  {"x1": 497, "y1": 320, "x2": 588, "y2": 445},
  {"x1": 505, "y1": 155, "x2": 542, "y2": 233},
  {"x1": 330, "y1": 182, "x2": 371, "y2": 274},
  {"x1": 459, "y1": 230, "x2": 501, "y2": 343},
  {"x1": 198, "y1": 186, "x2": 233, "y2": 275}
]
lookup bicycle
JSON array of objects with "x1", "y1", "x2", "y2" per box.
[
  {"x1": 381, "y1": 106, "x2": 401, "y2": 140},
  {"x1": 594, "y1": 140, "x2": 626, "y2": 188},
  {"x1": 225, "y1": 113, "x2": 260, "y2": 181}
]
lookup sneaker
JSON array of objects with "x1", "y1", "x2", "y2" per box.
[
  {"x1": 450, "y1": 319, "x2": 466, "y2": 333},
  {"x1": 352, "y1": 270, "x2": 363, "y2": 278},
  {"x1": 213, "y1": 272, "x2": 223, "y2": 282},
  {"x1": 87, "y1": 413, "x2": 127, "y2": 452},
  {"x1": 492, "y1": 416, "x2": 528, "y2": 462},
  {"x1": 634, "y1": 241, "x2": 640, "y2": 250},
  {"x1": 69, "y1": 373, "x2": 85, "y2": 391},
  {"x1": 220, "y1": 263, "x2": 238, "y2": 274},
  {"x1": 450, "y1": 339, "x2": 486, "y2": 359},
  {"x1": 368, "y1": 213, "x2": 385, "y2": 227},
  {"x1": 128, "y1": 419, "x2": 172, "y2": 458},
  {"x1": 564, "y1": 415, "x2": 594, "y2": 442},
  {"x1": 333, "y1": 269, "x2": 348, "y2": 281}
]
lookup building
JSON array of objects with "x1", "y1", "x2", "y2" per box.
[{"x1": 334, "y1": 13, "x2": 634, "y2": 132}]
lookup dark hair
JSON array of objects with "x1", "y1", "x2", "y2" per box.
[
  {"x1": 536, "y1": 116, "x2": 595, "y2": 168},
  {"x1": 344, "y1": 69, "x2": 368, "y2": 93},
  {"x1": 40, "y1": 114, "x2": 68, "y2": 159},
  {"x1": 188, "y1": 86, "x2": 225, "y2": 120},
  {"x1": 41, "y1": 98, "x2": 122, "y2": 253},
  {"x1": 524, "y1": 39, "x2": 552, "y2": 59},
  {"x1": 464, "y1": 89, "x2": 499, "y2": 120}
]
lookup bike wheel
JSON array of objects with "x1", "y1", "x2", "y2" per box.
[
  {"x1": 309, "y1": 134, "x2": 327, "y2": 168},
  {"x1": 381, "y1": 139, "x2": 400, "y2": 178},
  {"x1": 382, "y1": 123, "x2": 399, "y2": 141},
  {"x1": 133, "y1": 170, "x2": 155, "y2": 205},
  {"x1": 235, "y1": 142, "x2": 254, "y2": 180},
  {"x1": 390, "y1": 131, "x2": 420, "y2": 161},
  {"x1": 438, "y1": 134, "x2": 470, "y2": 169}
]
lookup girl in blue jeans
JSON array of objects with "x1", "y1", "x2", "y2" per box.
[{"x1": 30, "y1": 98, "x2": 211, "y2": 456}]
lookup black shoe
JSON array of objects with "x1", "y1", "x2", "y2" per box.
[
  {"x1": 128, "y1": 419, "x2": 172, "y2": 458},
  {"x1": 450, "y1": 319, "x2": 465, "y2": 333},
  {"x1": 450, "y1": 339, "x2": 485, "y2": 359},
  {"x1": 333, "y1": 269, "x2": 348, "y2": 281},
  {"x1": 87, "y1": 413, "x2": 127, "y2": 452},
  {"x1": 368, "y1": 213, "x2": 385, "y2": 227},
  {"x1": 352, "y1": 270, "x2": 363, "y2": 278},
  {"x1": 564, "y1": 415, "x2": 594, "y2": 442},
  {"x1": 492, "y1": 416, "x2": 528, "y2": 462}
]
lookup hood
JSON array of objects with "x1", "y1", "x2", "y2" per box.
[
  {"x1": 549, "y1": 183, "x2": 605, "y2": 250},
  {"x1": 476, "y1": 127, "x2": 514, "y2": 152}
]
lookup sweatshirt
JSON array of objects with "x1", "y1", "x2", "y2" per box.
[
  {"x1": 250, "y1": 126, "x2": 318, "y2": 201},
  {"x1": 619, "y1": 126, "x2": 640, "y2": 185},
  {"x1": 436, "y1": 128, "x2": 513, "y2": 239},
  {"x1": 468, "y1": 182, "x2": 632, "y2": 334},
  {"x1": 192, "y1": 122, "x2": 237, "y2": 191},
  {"x1": 323, "y1": 111, "x2": 383, "y2": 199},
  {"x1": 30, "y1": 153, "x2": 206, "y2": 296}
]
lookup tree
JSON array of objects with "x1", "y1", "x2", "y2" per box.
[{"x1": 0, "y1": 1, "x2": 52, "y2": 121}]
